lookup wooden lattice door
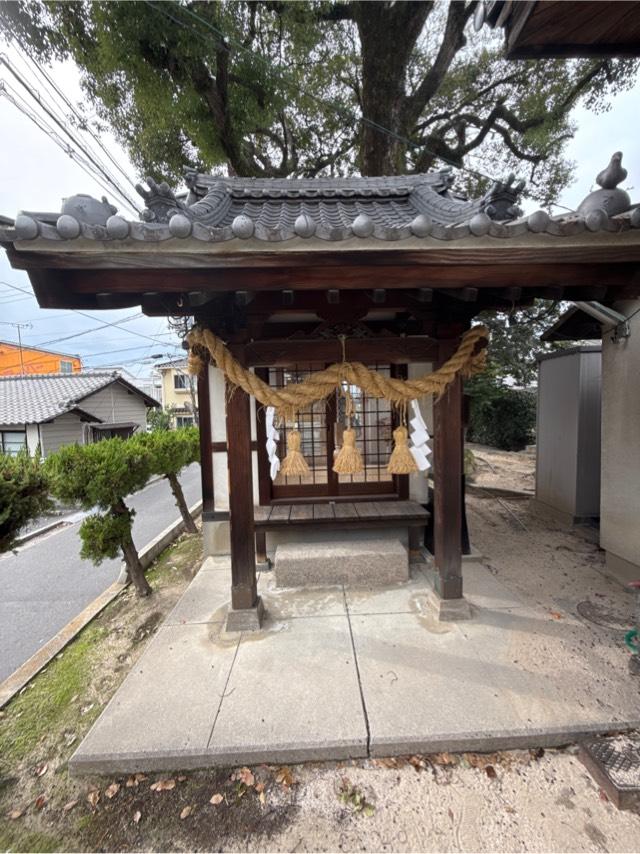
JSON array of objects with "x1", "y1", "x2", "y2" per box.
[{"x1": 268, "y1": 363, "x2": 407, "y2": 501}]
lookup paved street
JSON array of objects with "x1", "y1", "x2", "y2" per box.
[{"x1": 0, "y1": 464, "x2": 201, "y2": 682}]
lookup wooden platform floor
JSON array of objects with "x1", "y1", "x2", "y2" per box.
[{"x1": 254, "y1": 500, "x2": 428, "y2": 527}]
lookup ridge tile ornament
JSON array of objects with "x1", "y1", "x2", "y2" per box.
[{"x1": 3, "y1": 153, "x2": 638, "y2": 247}]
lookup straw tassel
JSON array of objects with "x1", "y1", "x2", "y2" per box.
[
  {"x1": 387, "y1": 425, "x2": 419, "y2": 474},
  {"x1": 333, "y1": 427, "x2": 364, "y2": 474},
  {"x1": 280, "y1": 429, "x2": 310, "y2": 476}
]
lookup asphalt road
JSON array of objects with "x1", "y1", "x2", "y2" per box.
[{"x1": 0, "y1": 464, "x2": 202, "y2": 683}]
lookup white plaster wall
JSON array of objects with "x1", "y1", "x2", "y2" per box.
[
  {"x1": 408, "y1": 362, "x2": 433, "y2": 503},
  {"x1": 600, "y1": 301, "x2": 640, "y2": 570},
  {"x1": 26, "y1": 424, "x2": 41, "y2": 455}
]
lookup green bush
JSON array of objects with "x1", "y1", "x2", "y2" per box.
[
  {"x1": 45, "y1": 439, "x2": 154, "y2": 596},
  {"x1": 0, "y1": 450, "x2": 51, "y2": 552},
  {"x1": 132, "y1": 427, "x2": 200, "y2": 533},
  {"x1": 467, "y1": 386, "x2": 536, "y2": 451}
]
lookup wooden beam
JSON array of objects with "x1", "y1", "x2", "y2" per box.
[
  {"x1": 441, "y1": 287, "x2": 479, "y2": 302},
  {"x1": 433, "y1": 339, "x2": 463, "y2": 600},
  {"x1": 327, "y1": 289, "x2": 340, "y2": 304},
  {"x1": 225, "y1": 365, "x2": 259, "y2": 611},
  {"x1": 196, "y1": 365, "x2": 215, "y2": 518},
  {"x1": 243, "y1": 336, "x2": 439, "y2": 366},
  {"x1": 372, "y1": 288, "x2": 386, "y2": 304}
]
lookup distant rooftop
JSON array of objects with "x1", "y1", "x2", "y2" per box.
[{"x1": 0, "y1": 371, "x2": 159, "y2": 425}]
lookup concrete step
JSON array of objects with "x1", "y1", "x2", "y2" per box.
[{"x1": 274, "y1": 538, "x2": 408, "y2": 588}]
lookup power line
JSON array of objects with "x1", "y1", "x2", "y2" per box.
[
  {"x1": 12, "y1": 43, "x2": 140, "y2": 198},
  {"x1": 0, "y1": 56, "x2": 140, "y2": 212}
]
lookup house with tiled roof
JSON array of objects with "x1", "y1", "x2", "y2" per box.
[
  {"x1": 0, "y1": 371, "x2": 159, "y2": 456},
  {"x1": 153, "y1": 358, "x2": 198, "y2": 428}
]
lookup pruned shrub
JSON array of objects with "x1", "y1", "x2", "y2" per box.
[{"x1": 0, "y1": 450, "x2": 51, "y2": 552}]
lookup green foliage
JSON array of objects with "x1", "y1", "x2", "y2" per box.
[
  {"x1": 134, "y1": 426, "x2": 200, "y2": 477},
  {"x1": 1, "y1": 1, "x2": 636, "y2": 200},
  {"x1": 147, "y1": 405, "x2": 174, "y2": 432},
  {"x1": 0, "y1": 450, "x2": 51, "y2": 552},
  {"x1": 45, "y1": 438, "x2": 152, "y2": 569},
  {"x1": 467, "y1": 382, "x2": 536, "y2": 452},
  {"x1": 44, "y1": 437, "x2": 151, "y2": 510},
  {"x1": 79, "y1": 511, "x2": 131, "y2": 564}
]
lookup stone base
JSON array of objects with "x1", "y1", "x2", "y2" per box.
[
  {"x1": 605, "y1": 549, "x2": 640, "y2": 586},
  {"x1": 202, "y1": 519, "x2": 230, "y2": 557},
  {"x1": 274, "y1": 539, "x2": 408, "y2": 588},
  {"x1": 224, "y1": 597, "x2": 264, "y2": 632},
  {"x1": 424, "y1": 587, "x2": 472, "y2": 621}
]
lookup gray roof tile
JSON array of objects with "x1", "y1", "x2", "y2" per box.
[{"x1": 0, "y1": 372, "x2": 154, "y2": 425}]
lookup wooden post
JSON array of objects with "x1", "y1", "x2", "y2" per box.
[
  {"x1": 433, "y1": 339, "x2": 463, "y2": 600},
  {"x1": 225, "y1": 375, "x2": 260, "y2": 615},
  {"x1": 197, "y1": 365, "x2": 214, "y2": 516}
]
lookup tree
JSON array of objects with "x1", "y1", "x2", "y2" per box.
[
  {"x1": 1, "y1": 1, "x2": 636, "y2": 203},
  {"x1": 0, "y1": 450, "x2": 51, "y2": 553},
  {"x1": 134, "y1": 427, "x2": 200, "y2": 534},
  {"x1": 147, "y1": 405, "x2": 175, "y2": 432},
  {"x1": 44, "y1": 439, "x2": 153, "y2": 596}
]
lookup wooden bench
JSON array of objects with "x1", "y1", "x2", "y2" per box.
[{"x1": 254, "y1": 500, "x2": 429, "y2": 565}]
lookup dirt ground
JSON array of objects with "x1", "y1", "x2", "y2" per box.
[
  {"x1": 2, "y1": 451, "x2": 640, "y2": 853},
  {"x1": 467, "y1": 442, "x2": 536, "y2": 494}
]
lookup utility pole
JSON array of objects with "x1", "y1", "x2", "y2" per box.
[{"x1": 0, "y1": 321, "x2": 33, "y2": 375}]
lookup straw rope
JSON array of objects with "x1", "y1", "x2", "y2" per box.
[{"x1": 187, "y1": 324, "x2": 488, "y2": 420}]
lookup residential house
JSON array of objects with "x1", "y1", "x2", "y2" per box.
[
  {"x1": 154, "y1": 358, "x2": 198, "y2": 427},
  {"x1": 0, "y1": 340, "x2": 82, "y2": 376},
  {"x1": 0, "y1": 371, "x2": 159, "y2": 456}
]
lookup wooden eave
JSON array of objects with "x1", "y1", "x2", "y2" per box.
[{"x1": 503, "y1": 0, "x2": 640, "y2": 58}]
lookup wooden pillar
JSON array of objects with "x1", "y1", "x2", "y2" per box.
[
  {"x1": 433, "y1": 339, "x2": 463, "y2": 600},
  {"x1": 197, "y1": 366, "x2": 214, "y2": 515},
  {"x1": 225, "y1": 376, "x2": 259, "y2": 612}
]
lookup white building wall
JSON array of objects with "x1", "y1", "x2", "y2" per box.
[
  {"x1": 39, "y1": 412, "x2": 84, "y2": 457},
  {"x1": 600, "y1": 301, "x2": 640, "y2": 579}
]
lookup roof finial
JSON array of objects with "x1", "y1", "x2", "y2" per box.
[{"x1": 596, "y1": 151, "x2": 627, "y2": 190}]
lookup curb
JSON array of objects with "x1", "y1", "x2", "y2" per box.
[
  {"x1": 15, "y1": 518, "x2": 67, "y2": 546},
  {"x1": 0, "y1": 499, "x2": 203, "y2": 710}
]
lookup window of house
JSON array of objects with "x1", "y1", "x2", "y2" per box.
[
  {"x1": 174, "y1": 373, "x2": 189, "y2": 390},
  {"x1": 60, "y1": 360, "x2": 73, "y2": 374},
  {"x1": 1, "y1": 431, "x2": 27, "y2": 456},
  {"x1": 176, "y1": 416, "x2": 194, "y2": 429}
]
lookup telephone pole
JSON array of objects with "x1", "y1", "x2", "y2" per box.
[{"x1": 0, "y1": 321, "x2": 32, "y2": 375}]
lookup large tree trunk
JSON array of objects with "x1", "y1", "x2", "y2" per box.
[
  {"x1": 166, "y1": 473, "x2": 198, "y2": 534},
  {"x1": 114, "y1": 500, "x2": 152, "y2": 597},
  {"x1": 353, "y1": 1, "x2": 431, "y2": 175}
]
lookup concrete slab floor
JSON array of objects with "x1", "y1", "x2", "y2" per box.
[{"x1": 70, "y1": 559, "x2": 640, "y2": 775}]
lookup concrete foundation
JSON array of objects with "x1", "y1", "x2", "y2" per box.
[
  {"x1": 224, "y1": 597, "x2": 264, "y2": 632},
  {"x1": 605, "y1": 549, "x2": 640, "y2": 585},
  {"x1": 274, "y1": 539, "x2": 408, "y2": 588}
]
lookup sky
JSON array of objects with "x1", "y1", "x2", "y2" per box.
[{"x1": 0, "y1": 34, "x2": 639, "y2": 381}]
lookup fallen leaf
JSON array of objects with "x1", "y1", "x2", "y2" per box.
[
  {"x1": 238, "y1": 767, "x2": 255, "y2": 787},
  {"x1": 371, "y1": 757, "x2": 398, "y2": 768},
  {"x1": 363, "y1": 804, "x2": 375, "y2": 817},
  {"x1": 485, "y1": 765, "x2": 497, "y2": 779},
  {"x1": 255, "y1": 782, "x2": 265, "y2": 793},
  {"x1": 62, "y1": 800, "x2": 78, "y2": 814},
  {"x1": 135, "y1": 773, "x2": 147, "y2": 782},
  {"x1": 87, "y1": 790, "x2": 100, "y2": 809},
  {"x1": 150, "y1": 779, "x2": 176, "y2": 792},
  {"x1": 275, "y1": 766, "x2": 294, "y2": 788},
  {"x1": 34, "y1": 794, "x2": 48, "y2": 810},
  {"x1": 409, "y1": 755, "x2": 427, "y2": 770},
  {"x1": 448, "y1": 808, "x2": 454, "y2": 821},
  {"x1": 105, "y1": 783, "x2": 120, "y2": 799},
  {"x1": 210, "y1": 793, "x2": 223, "y2": 805},
  {"x1": 258, "y1": 790, "x2": 266, "y2": 806},
  {"x1": 8, "y1": 808, "x2": 24, "y2": 820},
  {"x1": 431, "y1": 752, "x2": 457, "y2": 766},
  {"x1": 177, "y1": 775, "x2": 187, "y2": 782},
  {"x1": 133, "y1": 809, "x2": 142, "y2": 824},
  {"x1": 180, "y1": 805, "x2": 193, "y2": 820},
  {"x1": 126, "y1": 776, "x2": 138, "y2": 788},
  {"x1": 550, "y1": 611, "x2": 563, "y2": 620},
  {"x1": 34, "y1": 763, "x2": 48, "y2": 778}
]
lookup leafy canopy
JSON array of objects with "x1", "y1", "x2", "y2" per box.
[
  {"x1": 44, "y1": 437, "x2": 152, "y2": 509},
  {"x1": 0, "y1": 451, "x2": 51, "y2": 552},
  {"x1": 134, "y1": 426, "x2": 200, "y2": 477},
  {"x1": 1, "y1": 1, "x2": 637, "y2": 203}
]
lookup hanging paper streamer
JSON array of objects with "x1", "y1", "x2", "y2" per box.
[
  {"x1": 265, "y1": 406, "x2": 281, "y2": 480},
  {"x1": 409, "y1": 400, "x2": 431, "y2": 472}
]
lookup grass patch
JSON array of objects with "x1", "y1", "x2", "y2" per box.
[
  {"x1": 0, "y1": 826, "x2": 64, "y2": 854},
  {"x1": 0, "y1": 623, "x2": 107, "y2": 765}
]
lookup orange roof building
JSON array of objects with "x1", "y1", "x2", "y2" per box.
[{"x1": 0, "y1": 341, "x2": 82, "y2": 376}]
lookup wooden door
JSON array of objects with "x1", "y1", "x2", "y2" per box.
[{"x1": 268, "y1": 363, "x2": 407, "y2": 501}]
